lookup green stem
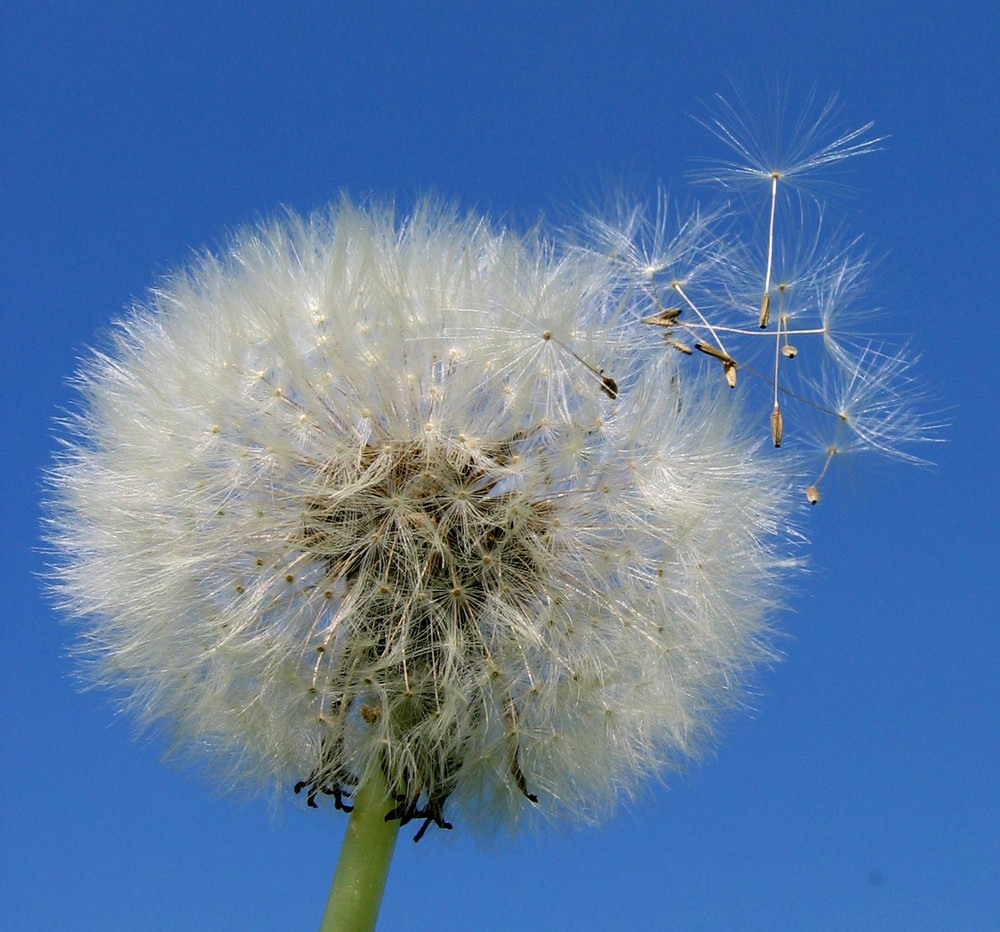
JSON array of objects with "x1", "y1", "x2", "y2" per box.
[{"x1": 318, "y1": 768, "x2": 400, "y2": 932}]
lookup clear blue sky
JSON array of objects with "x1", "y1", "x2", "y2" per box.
[{"x1": 3, "y1": 2, "x2": 997, "y2": 929}]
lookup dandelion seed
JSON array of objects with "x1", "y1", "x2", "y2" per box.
[{"x1": 807, "y1": 343, "x2": 938, "y2": 466}]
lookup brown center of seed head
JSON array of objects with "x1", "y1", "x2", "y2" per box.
[
  {"x1": 301, "y1": 438, "x2": 555, "y2": 640},
  {"x1": 293, "y1": 436, "x2": 553, "y2": 828}
]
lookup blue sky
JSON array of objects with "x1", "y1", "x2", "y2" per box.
[{"x1": 3, "y1": 2, "x2": 998, "y2": 930}]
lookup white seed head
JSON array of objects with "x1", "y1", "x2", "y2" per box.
[{"x1": 46, "y1": 198, "x2": 800, "y2": 835}]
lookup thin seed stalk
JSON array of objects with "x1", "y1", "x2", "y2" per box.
[
  {"x1": 762, "y1": 173, "x2": 779, "y2": 320},
  {"x1": 672, "y1": 282, "x2": 728, "y2": 357},
  {"x1": 318, "y1": 767, "x2": 401, "y2": 932}
]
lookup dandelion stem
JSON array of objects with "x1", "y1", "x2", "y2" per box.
[{"x1": 319, "y1": 767, "x2": 400, "y2": 932}]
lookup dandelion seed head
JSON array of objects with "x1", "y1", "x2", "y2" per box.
[{"x1": 45, "y1": 197, "x2": 803, "y2": 835}]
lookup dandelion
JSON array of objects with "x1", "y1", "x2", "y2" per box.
[
  {"x1": 45, "y1": 93, "x2": 933, "y2": 929},
  {"x1": 46, "y1": 197, "x2": 800, "y2": 928}
]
